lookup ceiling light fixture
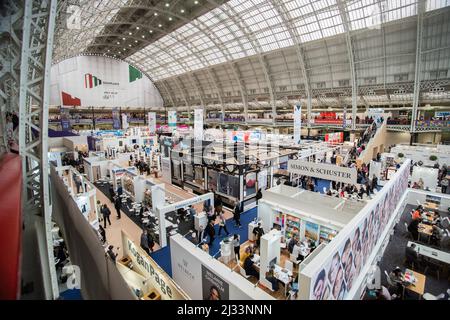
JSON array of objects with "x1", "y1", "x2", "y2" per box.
[
  {"x1": 122, "y1": 37, "x2": 125, "y2": 40},
  {"x1": 149, "y1": 30, "x2": 153, "y2": 33},
  {"x1": 154, "y1": 12, "x2": 158, "y2": 16},
  {"x1": 128, "y1": 32, "x2": 132, "y2": 35},
  {"x1": 136, "y1": 26, "x2": 140, "y2": 30},
  {"x1": 135, "y1": 40, "x2": 138, "y2": 43},
  {"x1": 141, "y1": 35, "x2": 145, "y2": 38},
  {"x1": 128, "y1": 44, "x2": 132, "y2": 47},
  {"x1": 169, "y1": 17, "x2": 172, "y2": 21},
  {"x1": 117, "y1": 41, "x2": 120, "y2": 44},
  {"x1": 165, "y1": 3, "x2": 169, "y2": 7},
  {"x1": 194, "y1": 0, "x2": 199, "y2": 4},
  {"x1": 158, "y1": 24, "x2": 162, "y2": 27},
  {"x1": 180, "y1": 9, "x2": 185, "y2": 13}
]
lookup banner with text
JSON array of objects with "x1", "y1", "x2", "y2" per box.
[
  {"x1": 121, "y1": 231, "x2": 188, "y2": 300},
  {"x1": 60, "y1": 107, "x2": 71, "y2": 131},
  {"x1": 112, "y1": 108, "x2": 121, "y2": 129},
  {"x1": 121, "y1": 113, "x2": 128, "y2": 130},
  {"x1": 148, "y1": 112, "x2": 156, "y2": 134},
  {"x1": 168, "y1": 111, "x2": 177, "y2": 132},
  {"x1": 288, "y1": 160, "x2": 357, "y2": 184},
  {"x1": 194, "y1": 109, "x2": 204, "y2": 140},
  {"x1": 294, "y1": 104, "x2": 302, "y2": 144}
]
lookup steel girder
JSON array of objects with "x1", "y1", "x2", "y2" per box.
[
  {"x1": 411, "y1": 1, "x2": 425, "y2": 132},
  {"x1": 18, "y1": 0, "x2": 59, "y2": 298}
]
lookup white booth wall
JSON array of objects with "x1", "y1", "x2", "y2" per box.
[
  {"x1": 170, "y1": 234, "x2": 274, "y2": 300},
  {"x1": 411, "y1": 166, "x2": 439, "y2": 191}
]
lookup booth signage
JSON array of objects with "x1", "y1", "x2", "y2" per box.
[
  {"x1": 148, "y1": 112, "x2": 156, "y2": 134},
  {"x1": 168, "y1": 111, "x2": 177, "y2": 130},
  {"x1": 294, "y1": 104, "x2": 302, "y2": 144},
  {"x1": 288, "y1": 160, "x2": 357, "y2": 184},
  {"x1": 112, "y1": 108, "x2": 121, "y2": 129},
  {"x1": 194, "y1": 109, "x2": 204, "y2": 140},
  {"x1": 121, "y1": 231, "x2": 187, "y2": 300}
]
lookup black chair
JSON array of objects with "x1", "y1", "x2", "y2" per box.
[{"x1": 423, "y1": 260, "x2": 441, "y2": 280}]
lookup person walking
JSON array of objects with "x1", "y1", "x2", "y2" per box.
[
  {"x1": 218, "y1": 210, "x2": 230, "y2": 236},
  {"x1": 233, "y1": 201, "x2": 242, "y2": 228},
  {"x1": 114, "y1": 196, "x2": 122, "y2": 219},
  {"x1": 101, "y1": 204, "x2": 111, "y2": 228},
  {"x1": 140, "y1": 229, "x2": 150, "y2": 255},
  {"x1": 233, "y1": 234, "x2": 241, "y2": 261},
  {"x1": 108, "y1": 184, "x2": 115, "y2": 202}
]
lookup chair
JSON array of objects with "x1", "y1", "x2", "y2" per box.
[
  {"x1": 285, "y1": 260, "x2": 294, "y2": 273},
  {"x1": 424, "y1": 260, "x2": 441, "y2": 280},
  {"x1": 441, "y1": 217, "x2": 450, "y2": 229},
  {"x1": 423, "y1": 292, "x2": 445, "y2": 300},
  {"x1": 385, "y1": 270, "x2": 395, "y2": 289}
]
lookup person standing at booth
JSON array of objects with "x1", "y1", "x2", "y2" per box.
[
  {"x1": 233, "y1": 201, "x2": 242, "y2": 228},
  {"x1": 218, "y1": 211, "x2": 230, "y2": 236},
  {"x1": 206, "y1": 220, "x2": 216, "y2": 246},
  {"x1": 114, "y1": 196, "x2": 121, "y2": 219},
  {"x1": 101, "y1": 204, "x2": 111, "y2": 228},
  {"x1": 140, "y1": 229, "x2": 150, "y2": 255},
  {"x1": 233, "y1": 234, "x2": 241, "y2": 261},
  {"x1": 253, "y1": 223, "x2": 264, "y2": 249}
]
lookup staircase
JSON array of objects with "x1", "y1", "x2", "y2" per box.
[{"x1": 357, "y1": 120, "x2": 387, "y2": 165}]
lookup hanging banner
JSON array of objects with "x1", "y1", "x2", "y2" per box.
[
  {"x1": 288, "y1": 160, "x2": 357, "y2": 184},
  {"x1": 343, "y1": 106, "x2": 347, "y2": 129},
  {"x1": 194, "y1": 109, "x2": 204, "y2": 140},
  {"x1": 148, "y1": 112, "x2": 156, "y2": 134},
  {"x1": 294, "y1": 104, "x2": 302, "y2": 144},
  {"x1": 60, "y1": 107, "x2": 71, "y2": 131},
  {"x1": 168, "y1": 111, "x2": 177, "y2": 132},
  {"x1": 122, "y1": 113, "x2": 128, "y2": 130},
  {"x1": 112, "y1": 108, "x2": 121, "y2": 129},
  {"x1": 325, "y1": 132, "x2": 344, "y2": 144}
]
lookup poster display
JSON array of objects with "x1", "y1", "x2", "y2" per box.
[
  {"x1": 228, "y1": 175, "x2": 240, "y2": 199},
  {"x1": 325, "y1": 132, "x2": 344, "y2": 144},
  {"x1": 161, "y1": 157, "x2": 171, "y2": 184},
  {"x1": 218, "y1": 173, "x2": 229, "y2": 194},
  {"x1": 294, "y1": 104, "x2": 302, "y2": 144},
  {"x1": 60, "y1": 107, "x2": 71, "y2": 130},
  {"x1": 112, "y1": 108, "x2": 121, "y2": 130},
  {"x1": 50, "y1": 55, "x2": 163, "y2": 108},
  {"x1": 288, "y1": 160, "x2": 357, "y2": 185},
  {"x1": 168, "y1": 111, "x2": 177, "y2": 132},
  {"x1": 244, "y1": 172, "x2": 257, "y2": 197},
  {"x1": 309, "y1": 162, "x2": 410, "y2": 300},
  {"x1": 207, "y1": 170, "x2": 218, "y2": 192},
  {"x1": 194, "y1": 109, "x2": 204, "y2": 140},
  {"x1": 305, "y1": 221, "x2": 320, "y2": 242},
  {"x1": 257, "y1": 169, "x2": 268, "y2": 191},
  {"x1": 148, "y1": 112, "x2": 156, "y2": 134},
  {"x1": 202, "y1": 265, "x2": 229, "y2": 300}
]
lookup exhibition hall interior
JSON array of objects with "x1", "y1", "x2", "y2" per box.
[{"x1": 2, "y1": 0, "x2": 450, "y2": 302}]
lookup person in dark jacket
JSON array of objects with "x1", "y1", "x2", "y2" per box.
[
  {"x1": 233, "y1": 201, "x2": 242, "y2": 227},
  {"x1": 147, "y1": 232, "x2": 155, "y2": 253},
  {"x1": 98, "y1": 225, "x2": 106, "y2": 244},
  {"x1": 107, "y1": 245, "x2": 118, "y2": 262},
  {"x1": 108, "y1": 184, "x2": 115, "y2": 201},
  {"x1": 101, "y1": 204, "x2": 111, "y2": 228},
  {"x1": 205, "y1": 220, "x2": 216, "y2": 245},
  {"x1": 408, "y1": 218, "x2": 421, "y2": 241},
  {"x1": 114, "y1": 196, "x2": 121, "y2": 219},
  {"x1": 243, "y1": 254, "x2": 259, "y2": 279},
  {"x1": 140, "y1": 229, "x2": 150, "y2": 255}
]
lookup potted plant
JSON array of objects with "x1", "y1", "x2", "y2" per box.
[
  {"x1": 397, "y1": 153, "x2": 404, "y2": 158},
  {"x1": 429, "y1": 155, "x2": 438, "y2": 161}
]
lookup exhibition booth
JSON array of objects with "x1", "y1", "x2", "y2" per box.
[
  {"x1": 391, "y1": 144, "x2": 450, "y2": 167},
  {"x1": 170, "y1": 233, "x2": 275, "y2": 300},
  {"x1": 298, "y1": 160, "x2": 410, "y2": 300},
  {"x1": 168, "y1": 139, "x2": 298, "y2": 209}
]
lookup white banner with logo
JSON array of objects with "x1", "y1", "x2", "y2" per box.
[
  {"x1": 121, "y1": 113, "x2": 128, "y2": 129},
  {"x1": 288, "y1": 160, "x2": 357, "y2": 184},
  {"x1": 148, "y1": 112, "x2": 156, "y2": 134},
  {"x1": 194, "y1": 109, "x2": 204, "y2": 140},
  {"x1": 168, "y1": 111, "x2": 177, "y2": 132},
  {"x1": 294, "y1": 104, "x2": 302, "y2": 144},
  {"x1": 121, "y1": 231, "x2": 189, "y2": 300}
]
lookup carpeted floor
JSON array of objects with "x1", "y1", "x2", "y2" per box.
[
  {"x1": 378, "y1": 204, "x2": 450, "y2": 298},
  {"x1": 59, "y1": 289, "x2": 82, "y2": 300},
  {"x1": 150, "y1": 207, "x2": 258, "y2": 276}
]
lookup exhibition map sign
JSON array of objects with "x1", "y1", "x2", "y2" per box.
[
  {"x1": 148, "y1": 112, "x2": 156, "y2": 134},
  {"x1": 121, "y1": 231, "x2": 188, "y2": 300},
  {"x1": 50, "y1": 55, "x2": 163, "y2": 108},
  {"x1": 194, "y1": 109, "x2": 204, "y2": 140},
  {"x1": 60, "y1": 107, "x2": 71, "y2": 131},
  {"x1": 307, "y1": 161, "x2": 410, "y2": 300},
  {"x1": 294, "y1": 104, "x2": 302, "y2": 144},
  {"x1": 288, "y1": 160, "x2": 357, "y2": 185}
]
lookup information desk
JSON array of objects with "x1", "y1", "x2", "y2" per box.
[{"x1": 407, "y1": 241, "x2": 450, "y2": 265}]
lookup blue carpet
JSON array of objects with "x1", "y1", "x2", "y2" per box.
[
  {"x1": 150, "y1": 245, "x2": 172, "y2": 277},
  {"x1": 208, "y1": 207, "x2": 257, "y2": 257},
  {"x1": 59, "y1": 289, "x2": 82, "y2": 300},
  {"x1": 150, "y1": 207, "x2": 258, "y2": 276},
  {"x1": 316, "y1": 179, "x2": 331, "y2": 193}
]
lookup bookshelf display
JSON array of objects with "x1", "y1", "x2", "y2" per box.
[
  {"x1": 319, "y1": 226, "x2": 338, "y2": 244},
  {"x1": 285, "y1": 214, "x2": 300, "y2": 240}
]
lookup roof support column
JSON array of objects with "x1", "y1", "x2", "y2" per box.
[{"x1": 411, "y1": 1, "x2": 425, "y2": 133}]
